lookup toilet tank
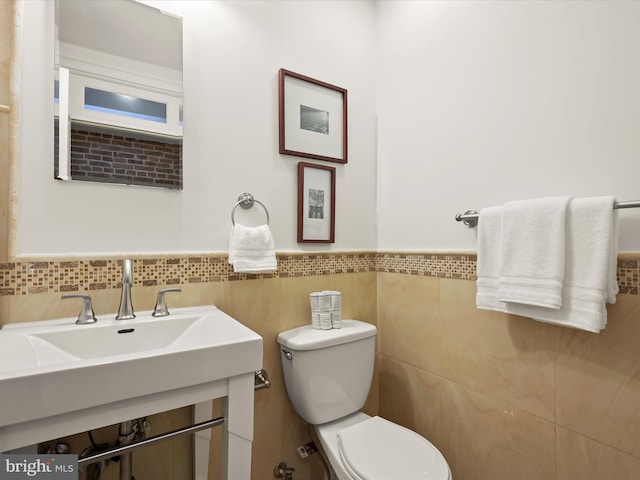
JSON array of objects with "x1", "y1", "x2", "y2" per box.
[{"x1": 277, "y1": 320, "x2": 377, "y2": 425}]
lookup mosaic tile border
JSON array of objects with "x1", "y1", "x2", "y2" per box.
[
  {"x1": 0, "y1": 253, "x2": 376, "y2": 296},
  {"x1": 0, "y1": 252, "x2": 638, "y2": 296},
  {"x1": 376, "y1": 252, "x2": 477, "y2": 280}
]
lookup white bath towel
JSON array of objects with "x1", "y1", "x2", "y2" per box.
[
  {"x1": 476, "y1": 206, "x2": 507, "y2": 313},
  {"x1": 228, "y1": 223, "x2": 277, "y2": 273},
  {"x1": 504, "y1": 196, "x2": 619, "y2": 333},
  {"x1": 606, "y1": 204, "x2": 621, "y2": 305},
  {"x1": 498, "y1": 196, "x2": 572, "y2": 309}
]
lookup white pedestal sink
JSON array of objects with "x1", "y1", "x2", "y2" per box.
[{"x1": 0, "y1": 305, "x2": 263, "y2": 479}]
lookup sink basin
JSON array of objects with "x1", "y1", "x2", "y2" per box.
[
  {"x1": 32, "y1": 314, "x2": 202, "y2": 359},
  {"x1": 0, "y1": 305, "x2": 263, "y2": 431}
]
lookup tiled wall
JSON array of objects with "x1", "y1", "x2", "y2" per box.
[
  {"x1": 0, "y1": 253, "x2": 379, "y2": 480},
  {"x1": 377, "y1": 253, "x2": 640, "y2": 480},
  {"x1": 5, "y1": 251, "x2": 638, "y2": 300},
  {"x1": 3, "y1": 252, "x2": 640, "y2": 480},
  {"x1": 0, "y1": 253, "x2": 376, "y2": 298}
]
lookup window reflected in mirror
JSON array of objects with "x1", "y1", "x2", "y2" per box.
[{"x1": 84, "y1": 88, "x2": 168, "y2": 124}]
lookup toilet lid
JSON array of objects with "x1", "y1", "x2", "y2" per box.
[{"x1": 337, "y1": 416, "x2": 450, "y2": 480}]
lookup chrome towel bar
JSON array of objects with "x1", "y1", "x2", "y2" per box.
[
  {"x1": 455, "y1": 200, "x2": 640, "y2": 228},
  {"x1": 254, "y1": 369, "x2": 271, "y2": 390},
  {"x1": 78, "y1": 370, "x2": 271, "y2": 469},
  {"x1": 77, "y1": 417, "x2": 225, "y2": 467}
]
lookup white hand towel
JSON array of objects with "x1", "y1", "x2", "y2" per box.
[
  {"x1": 228, "y1": 223, "x2": 277, "y2": 273},
  {"x1": 504, "y1": 196, "x2": 619, "y2": 333},
  {"x1": 498, "y1": 196, "x2": 572, "y2": 309},
  {"x1": 606, "y1": 205, "x2": 620, "y2": 305},
  {"x1": 476, "y1": 206, "x2": 508, "y2": 313}
]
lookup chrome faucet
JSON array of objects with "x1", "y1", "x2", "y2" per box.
[{"x1": 116, "y1": 259, "x2": 135, "y2": 320}]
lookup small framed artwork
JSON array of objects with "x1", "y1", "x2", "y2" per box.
[
  {"x1": 279, "y1": 68, "x2": 348, "y2": 164},
  {"x1": 298, "y1": 162, "x2": 336, "y2": 243}
]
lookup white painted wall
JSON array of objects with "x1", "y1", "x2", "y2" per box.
[
  {"x1": 17, "y1": 0, "x2": 377, "y2": 256},
  {"x1": 18, "y1": 1, "x2": 640, "y2": 255},
  {"x1": 376, "y1": 0, "x2": 640, "y2": 251}
]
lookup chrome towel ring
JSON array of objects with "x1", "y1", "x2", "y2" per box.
[{"x1": 231, "y1": 193, "x2": 270, "y2": 226}]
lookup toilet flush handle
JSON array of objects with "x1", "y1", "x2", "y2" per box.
[{"x1": 281, "y1": 349, "x2": 292, "y2": 361}]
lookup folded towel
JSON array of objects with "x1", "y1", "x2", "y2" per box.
[
  {"x1": 498, "y1": 196, "x2": 572, "y2": 309},
  {"x1": 606, "y1": 205, "x2": 620, "y2": 305},
  {"x1": 228, "y1": 223, "x2": 277, "y2": 273},
  {"x1": 476, "y1": 206, "x2": 507, "y2": 313},
  {"x1": 505, "y1": 196, "x2": 619, "y2": 333}
]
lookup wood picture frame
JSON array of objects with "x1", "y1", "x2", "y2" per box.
[
  {"x1": 297, "y1": 162, "x2": 336, "y2": 243},
  {"x1": 279, "y1": 68, "x2": 348, "y2": 164}
]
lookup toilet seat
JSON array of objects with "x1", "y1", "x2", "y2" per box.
[{"x1": 336, "y1": 416, "x2": 450, "y2": 480}]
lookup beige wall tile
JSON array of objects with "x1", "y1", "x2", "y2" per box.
[
  {"x1": 7, "y1": 254, "x2": 640, "y2": 480},
  {"x1": 556, "y1": 293, "x2": 640, "y2": 458},
  {"x1": 225, "y1": 278, "x2": 286, "y2": 404},
  {"x1": 225, "y1": 276, "x2": 285, "y2": 476},
  {"x1": 322, "y1": 272, "x2": 356, "y2": 319},
  {"x1": 0, "y1": 296, "x2": 7, "y2": 325},
  {"x1": 0, "y1": 0, "x2": 10, "y2": 107},
  {"x1": 3, "y1": 283, "x2": 226, "y2": 325},
  {"x1": 273, "y1": 273, "x2": 377, "y2": 480},
  {"x1": 279, "y1": 275, "x2": 327, "y2": 330},
  {"x1": 11, "y1": 272, "x2": 370, "y2": 480},
  {"x1": 362, "y1": 352, "x2": 380, "y2": 416},
  {"x1": 442, "y1": 381, "x2": 556, "y2": 480},
  {"x1": 6, "y1": 290, "x2": 95, "y2": 323},
  {"x1": 0, "y1": 112, "x2": 8, "y2": 261},
  {"x1": 378, "y1": 355, "x2": 446, "y2": 454},
  {"x1": 134, "y1": 407, "x2": 193, "y2": 480},
  {"x1": 278, "y1": 272, "x2": 377, "y2": 333},
  {"x1": 440, "y1": 278, "x2": 558, "y2": 420},
  {"x1": 377, "y1": 272, "x2": 442, "y2": 374},
  {"x1": 131, "y1": 281, "x2": 222, "y2": 314},
  {"x1": 352, "y1": 271, "x2": 378, "y2": 325},
  {"x1": 251, "y1": 376, "x2": 286, "y2": 480},
  {"x1": 379, "y1": 272, "x2": 640, "y2": 480},
  {"x1": 225, "y1": 275, "x2": 339, "y2": 480},
  {"x1": 38, "y1": 408, "x2": 191, "y2": 480},
  {"x1": 279, "y1": 397, "x2": 324, "y2": 480},
  {"x1": 556, "y1": 426, "x2": 640, "y2": 480}
]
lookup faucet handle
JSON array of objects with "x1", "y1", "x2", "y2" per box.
[
  {"x1": 62, "y1": 293, "x2": 98, "y2": 324},
  {"x1": 152, "y1": 288, "x2": 182, "y2": 317}
]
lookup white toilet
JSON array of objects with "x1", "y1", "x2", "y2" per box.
[{"x1": 277, "y1": 320, "x2": 452, "y2": 480}]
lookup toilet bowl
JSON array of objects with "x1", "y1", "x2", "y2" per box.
[
  {"x1": 315, "y1": 411, "x2": 451, "y2": 480},
  {"x1": 277, "y1": 320, "x2": 452, "y2": 480}
]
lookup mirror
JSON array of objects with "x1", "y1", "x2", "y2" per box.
[{"x1": 54, "y1": 0, "x2": 183, "y2": 189}]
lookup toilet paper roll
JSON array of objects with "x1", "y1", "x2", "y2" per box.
[
  {"x1": 310, "y1": 291, "x2": 331, "y2": 311},
  {"x1": 318, "y1": 311, "x2": 332, "y2": 330},
  {"x1": 311, "y1": 312, "x2": 321, "y2": 329},
  {"x1": 322, "y1": 290, "x2": 342, "y2": 310},
  {"x1": 331, "y1": 310, "x2": 342, "y2": 329}
]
